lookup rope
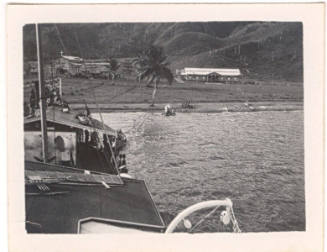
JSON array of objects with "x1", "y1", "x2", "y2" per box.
[
  {"x1": 91, "y1": 90, "x2": 120, "y2": 175},
  {"x1": 53, "y1": 24, "x2": 66, "y2": 53},
  {"x1": 230, "y1": 206, "x2": 242, "y2": 233},
  {"x1": 186, "y1": 205, "x2": 241, "y2": 233},
  {"x1": 73, "y1": 30, "x2": 83, "y2": 58},
  {"x1": 189, "y1": 205, "x2": 220, "y2": 233}
]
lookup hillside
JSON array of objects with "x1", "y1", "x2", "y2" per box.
[
  {"x1": 23, "y1": 22, "x2": 303, "y2": 81},
  {"x1": 169, "y1": 22, "x2": 303, "y2": 81},
  {"x1": 157, "y1": 32, "x2": 226, "y2": 56}
]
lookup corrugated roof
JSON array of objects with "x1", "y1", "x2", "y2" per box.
[
  {"x1": 24, "y1": 107, "x2": 117, "y2": 136},
  {"x1": 69, "y1": 62, "x2": 83, "y2": 66},
  {"x1": 62, "y1": 56, "x2": 110, "y2": 66},
  {"x1": 84, "y1": 62, "x2": 110, "y2": 66},
  {"x1": 181, "y1": 68, "x2": 241, "y2": 76},
  {"x1": 62, "y1": 55, "x2": 83, "y2": 62}
]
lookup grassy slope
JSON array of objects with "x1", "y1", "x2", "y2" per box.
[{"x1": 58, "y1": 78, "x2": 303, "y2": 105}]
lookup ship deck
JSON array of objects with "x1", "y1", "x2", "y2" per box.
[{"x1": 25, "y1": 178, "x2": 165, "y2": 233}]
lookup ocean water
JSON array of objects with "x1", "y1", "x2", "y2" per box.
[{"x1": 97, "y1": 111, "x2": 305, "y2": 232}]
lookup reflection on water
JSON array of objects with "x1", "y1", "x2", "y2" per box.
[{"x1": 96, "y1": 111, "x2": 305, "y2": 232}]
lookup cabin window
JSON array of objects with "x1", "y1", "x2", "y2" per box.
[{"x1": 24, "y1": 131, "x2": 77, "y2": 166}]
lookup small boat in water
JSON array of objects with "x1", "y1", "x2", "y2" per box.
[
  {"x1": 163, "y1": 104, "x2": 176, "y2": 116},
  {"x1": 24, "y1": 24, "x2": 241, "y2": 234}
]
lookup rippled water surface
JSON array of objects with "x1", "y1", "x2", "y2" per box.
[{"x1": 97, "y1": 111, "x2": 305, "y2": 232}]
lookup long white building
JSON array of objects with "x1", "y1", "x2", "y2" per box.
[{"x1": 178, "y1": 67, "x2": 242, "y2": 83}]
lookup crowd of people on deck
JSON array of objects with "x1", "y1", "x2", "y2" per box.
[
  {"x1": 74, "y1": 128, "x2": 127, "y2": 174},
  {"x1": 24, "y1": 80, "x2": 68, "y2": 117}
]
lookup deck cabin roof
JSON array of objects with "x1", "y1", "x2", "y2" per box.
[
  {"x1": 25, "y1": 177, "x2": 166, "y2": 233},
  {"x1": 25, "y1": 160, "x2": 165, "y2": 233},
  {"x1": 24, "y1": 107, "x2": 117, "y2": 136}
]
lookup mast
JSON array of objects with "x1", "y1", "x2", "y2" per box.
[{"x1": 35, "y1": 23, "x2": 49, "y2": 163}]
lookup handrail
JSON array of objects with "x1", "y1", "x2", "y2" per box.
[{"x1": 165, "y1": 198, "x2": 232, "y2": 233}]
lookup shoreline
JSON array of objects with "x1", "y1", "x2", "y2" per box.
[{"x1": 70, "y1": 101, "x2": 303, "y2": 113}]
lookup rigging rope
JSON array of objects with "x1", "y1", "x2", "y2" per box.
[
  {"x1": 189, "y1": 205, "x2": 220, "y2": 233},
  {"x1": 90, "y1": 90, "x2": 120, "y2": 175},
  {"x1": 188, "y1": 206, "x2": 241, "y2": 233},
  {"x1": 230, "y1": 205, "x2": 242, "y2": 233},
  {"x1": 53, "y1": 24, "x2": 66, "y2": 53}
]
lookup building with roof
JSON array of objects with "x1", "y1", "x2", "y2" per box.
[
  {"x1": 56, "y1": 52, "x2": 110, "y2": 78},
  {"x1": 178, "y1": 67, "x2": 242, "y2": 83}
]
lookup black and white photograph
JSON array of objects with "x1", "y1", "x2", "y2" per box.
[
  {"x1": 23, "y1": 20, "x2": 305, "y2": 234},
  {"x1": 6, "y1": 3, "x2": 325, "y2": 252}
]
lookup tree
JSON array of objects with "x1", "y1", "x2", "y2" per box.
[{"x1": 132, "y1": 45, "x2": 173, "y2": 106}]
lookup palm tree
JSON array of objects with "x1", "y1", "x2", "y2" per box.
[
  {"x1": 106, "y1": 58, "x2": 120, "y2": 80},
  {"x1": 132, "y1": 45, "x2": 173, "y2": 106}
]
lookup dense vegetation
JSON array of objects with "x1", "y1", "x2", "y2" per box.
[{"x1": 23, "y1": 22, "x2": 303, "y2": 81}]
